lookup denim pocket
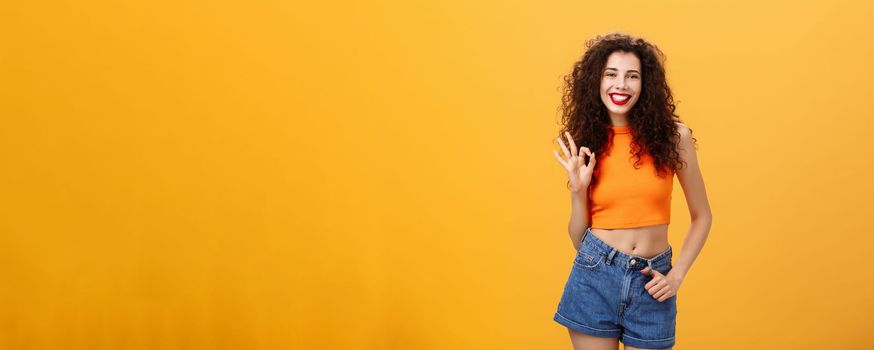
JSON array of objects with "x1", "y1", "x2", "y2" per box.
[
  {"x1": 574, "y1": 245, "x2": 604, "y2": 270},
  {"x1": 654, "y1": 258, "x2": 673, "y2": 276}
]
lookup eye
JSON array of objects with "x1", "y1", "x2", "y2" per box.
[
  {"x1": 605, "y1": 73, "x2": 616, "y2": 77},
  {"x1": 630, "y1": 75, "x2": 639, "y2": 79}
]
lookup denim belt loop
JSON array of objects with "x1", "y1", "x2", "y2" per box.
[
  {"x1": 606, "y1": 249, "x2": 617, "y2": 265},
  {"x1": 646, "y1": 259, "x2": 653, "y2": 271}
]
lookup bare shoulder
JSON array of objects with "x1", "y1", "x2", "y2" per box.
[
  {"x1": 674, "y1": 122, "x2": 695, "y2": 151},
  {"x1": 675, "y1": 122, "x2": 692, "y2": 140},
  {"x1": 673, "y1": 121, "x2": 698, "y2": 168}
]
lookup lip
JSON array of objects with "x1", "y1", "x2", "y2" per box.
[{"x1": 608, "y1": 93, "x2": 631, "y2": 106}]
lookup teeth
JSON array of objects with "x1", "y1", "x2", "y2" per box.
[{"x1": 611, "y1": 94, "x2": 629, "y2": 101}]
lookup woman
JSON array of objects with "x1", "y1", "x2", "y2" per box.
[{"x1": 551, "y1": 32, "x2": 712, "y2": 350}]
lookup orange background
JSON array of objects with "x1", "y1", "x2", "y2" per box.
[{"x1": 1, "y1": 0, "x2": 872, "y2": 348}]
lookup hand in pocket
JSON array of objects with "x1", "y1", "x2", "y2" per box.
[{"x1": 641, "y1": 267, "x2": 682, "y2": 302}]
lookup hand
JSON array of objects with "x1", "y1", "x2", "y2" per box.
[
  {"x1": 553, "y1": 131, "x2": 596, "y2": 193},
  {"x1": 641, "y1": 267, "x2": 682, "y2": 302}
]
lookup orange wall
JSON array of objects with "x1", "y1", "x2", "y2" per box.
[{"x1": 1, "y1": 0, "x2": 872, "y2": 349}]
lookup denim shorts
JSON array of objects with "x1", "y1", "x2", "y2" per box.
[{"x1": 553, "y1": 227, "x2": 677, "y2": 349}]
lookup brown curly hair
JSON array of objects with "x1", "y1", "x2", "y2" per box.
[{"x1": 557, "y1": 32, "x2": 697, "y2": 189}]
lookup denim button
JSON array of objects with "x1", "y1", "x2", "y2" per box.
[{"x1": 630, "y1": 259, "x2": 636, "y2": 265}]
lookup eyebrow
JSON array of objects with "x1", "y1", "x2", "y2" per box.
[{"x1": 604, "y1": 68, "x2": 641, "y2": 74}]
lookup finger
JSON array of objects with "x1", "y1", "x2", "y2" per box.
[
  {"x1": 657, "y1": 288, "x2": 673, "y2": 301},
  {"x1": 580, "y1": 146, "x2": 591, "y2": 156},
  {"x1": 640, "y1": 267, "x2": 652, "y2": 276},
  {"x1": 645, "y1": 278, "x2": 660, "y2": 290},
  {"x1": 564, "y1": 131, "x2": 578, "y2": 157},
  {"x1": 658, "y1": 292, "x2": 673, "y2": 302},
  {"x1": 652, "y1": 285, "x2": 671, "y2": 299},
  {"x1": 587, "y1": 152, "x2": 596, "y2": 168},
  {"x1": 557, "y1": 137, "x2": 571, "y2": 159},
  {"x1": 647, "y1": 280, "x2": 665, "y2": 294},
  {"x1": 553, "y1": 150, "x2": 569, "y2": 169}
]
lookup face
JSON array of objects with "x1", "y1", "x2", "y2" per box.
[{"x1": 599, "y1": 51, "x2": 642, "y2": 120}]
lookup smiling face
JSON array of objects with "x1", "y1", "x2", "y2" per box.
[{"x1": 599, "y1": 51, "x2": 642, "y2": 123}]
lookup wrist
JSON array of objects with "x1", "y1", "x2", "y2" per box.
[
  {"x1": 668, "y1": 268, "x2": 686, "y2": 281},
  {"x1": 570, "y1": 185, "x2": 589, "y2": 197}
]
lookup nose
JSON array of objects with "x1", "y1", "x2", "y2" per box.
[{"x1": 616, "y1": 78, "x2": 627, "y2": 90}]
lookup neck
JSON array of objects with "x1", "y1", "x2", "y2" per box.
[{"x1": 609, "y1": 115, "x2": 628, "y2": 127}]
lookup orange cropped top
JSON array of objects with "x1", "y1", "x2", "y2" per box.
[{"x1": 588, "y1": 125, "x2": 674, "y2": 229}]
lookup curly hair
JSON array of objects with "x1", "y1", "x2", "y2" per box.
[{"x1": 557, "y1": 32, "x2": 697, "y2": 189}]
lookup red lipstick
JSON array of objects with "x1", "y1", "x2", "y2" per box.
[{"x1": 609, "y1": 93, "x2": 631, "y2": 106}]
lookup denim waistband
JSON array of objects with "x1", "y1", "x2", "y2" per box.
[{"x1": 580, "y1": 227, "x2": 672, "y2": 271}]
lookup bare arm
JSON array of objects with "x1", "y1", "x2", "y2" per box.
[
  {"x1": 568, "y1": 190, "x2": 590, "y2": 251},
  {"x1": 553, "y1": 130, "x2": 596, "y2": 252},
  {"x1": 670, "y1": 123, "x2": 713, "y2": 281}
]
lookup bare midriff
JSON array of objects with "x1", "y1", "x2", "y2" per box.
[{"x1": 589, "y1": 223, "x2": 669, "y2": 259}]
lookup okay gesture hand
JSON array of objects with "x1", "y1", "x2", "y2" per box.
[{"x1": 553, "y1": 131, "x2": 596, "y2": 194}]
